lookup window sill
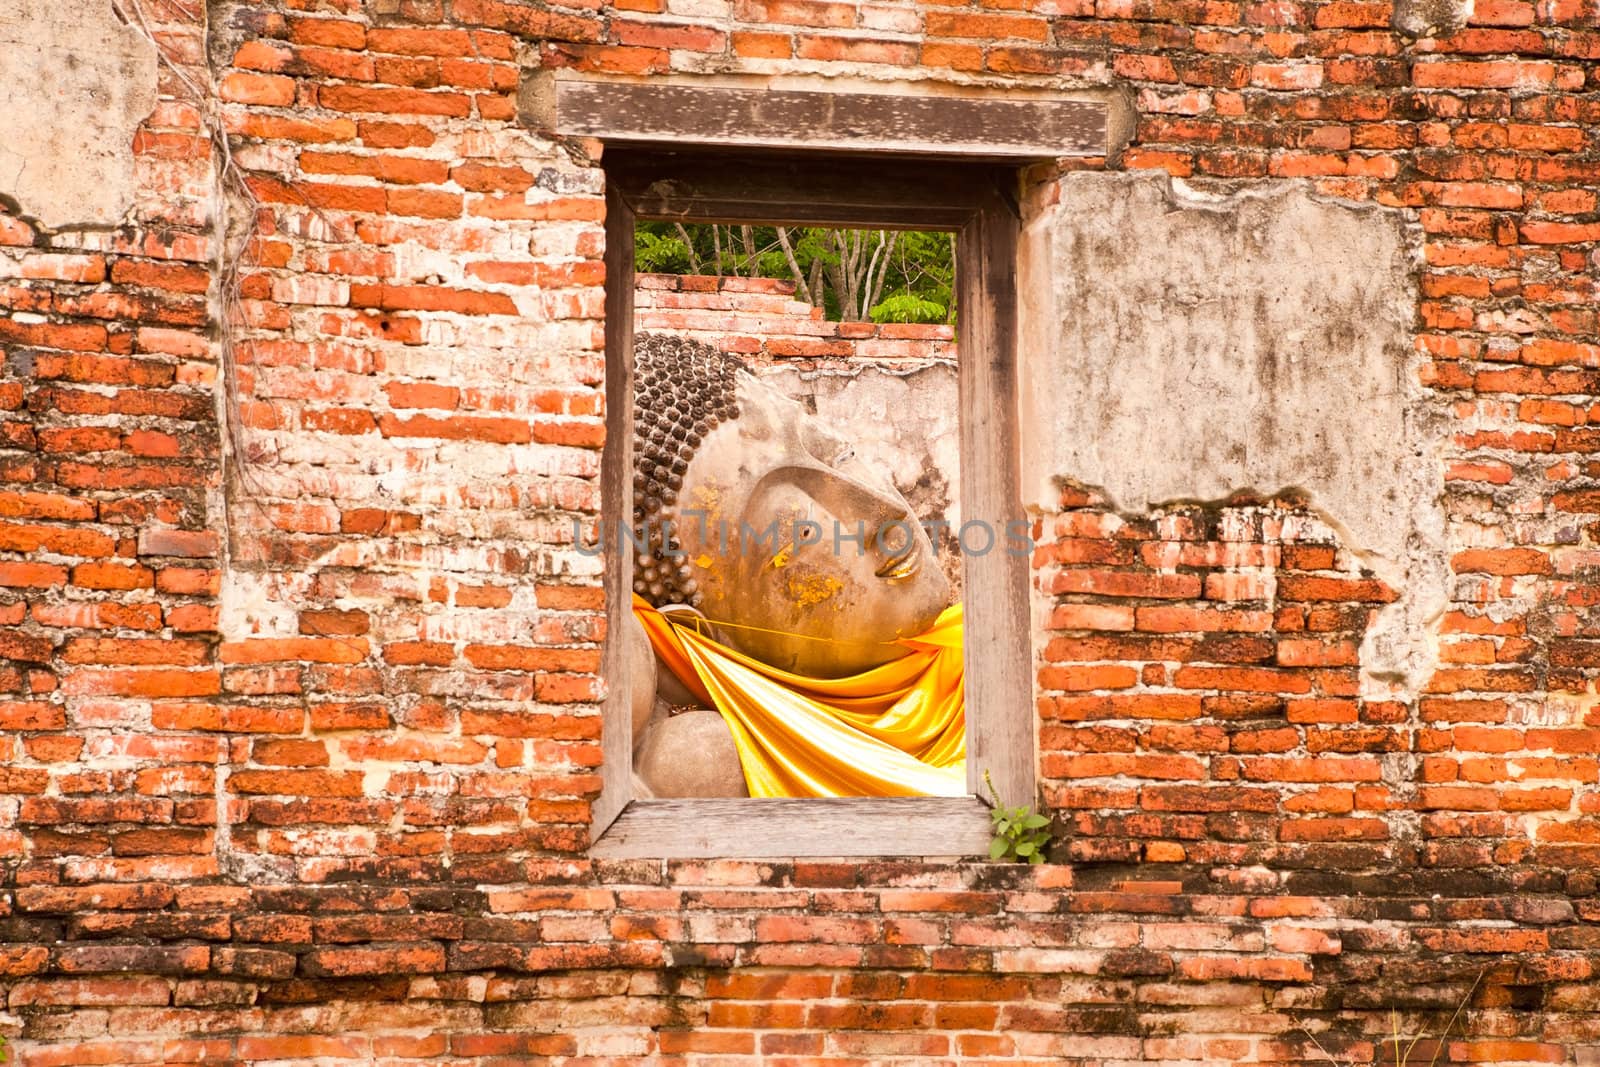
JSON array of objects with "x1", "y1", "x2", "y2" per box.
[{"x1": 589, "y1": 795, "x2": 994, "y2": 860}]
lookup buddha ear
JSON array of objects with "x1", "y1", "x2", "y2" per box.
[{"x1": 732, "y1": 372, "x2": 793, "y2": 444}]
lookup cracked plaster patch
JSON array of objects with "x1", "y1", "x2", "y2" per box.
[
  {"x1": 1019, "y1": 171, "x2": 1445, "y2": 697},
  {"x1": 0, "y1": 0, "x2": 159, "y2": 229}
]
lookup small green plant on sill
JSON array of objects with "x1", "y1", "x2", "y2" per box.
[{"x1": 984, "y1": 770, "x2": 1052, "y2": 864}]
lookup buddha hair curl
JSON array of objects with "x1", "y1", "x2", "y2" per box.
[{"x1": 631, "y1": 333, "x2": 741, "y2": 608}]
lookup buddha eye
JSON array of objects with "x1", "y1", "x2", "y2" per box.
[{"x1": 834, "y1": 446, "x2": 855, "y2": 466}]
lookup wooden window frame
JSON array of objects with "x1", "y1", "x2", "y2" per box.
[{"x1": 590, "y1": 148, "x2": 1032, "y2": 859}]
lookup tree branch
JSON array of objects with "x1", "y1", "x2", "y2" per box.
[
  {"x1": 775, "y1": 227, "x2": 813, "y2": 305},
  {"x1": 739, "y1": 225, "x2": 758, "y2": 277},
  {"x1": 865, "y1": 230, "x2": 898, "y2": 317},
  {"x1": 674, "y1": 223, "x2": 702, "y2": 274}
]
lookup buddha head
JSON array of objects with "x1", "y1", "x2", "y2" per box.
[{"x1": 633, "y1": 334, "x2": 952, "y2": 678}]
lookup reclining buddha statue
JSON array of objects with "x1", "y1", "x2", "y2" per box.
[{"x1": 623, "y1": 334, "x2": 966, "y2": 799}]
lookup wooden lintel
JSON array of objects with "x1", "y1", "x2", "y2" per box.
[
  {"x1": 543, "y1": 76, "x2": 1109, "y2": 161},
  {"x1": 606, "y1": 149, "x2": 1005, "y2": 228}
]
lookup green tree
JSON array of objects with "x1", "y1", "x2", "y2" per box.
[{"x1": 634, "y1": 222, "x2": 956, "y2": 325}]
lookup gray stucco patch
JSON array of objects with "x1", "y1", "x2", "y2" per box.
[
  {"x1": 1020, "y1": 171, "x2": 1444, "y2": 695},
  {"x1": 0, "y1": 0, "x2": 159, "y2": 229}
]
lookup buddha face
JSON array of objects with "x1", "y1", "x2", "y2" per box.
[{"x1": 666, "y1": 372, "x2": 952, "y2": 677}]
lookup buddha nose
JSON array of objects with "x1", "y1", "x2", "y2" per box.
[{"x1": 819, "y1": 466, "x2": 913, "y2": 532}]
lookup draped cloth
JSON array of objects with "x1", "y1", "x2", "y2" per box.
[{"x1": 633, "y1": 594, "x2": 966, "y2": 798}]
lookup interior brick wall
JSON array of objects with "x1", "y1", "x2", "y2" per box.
[
  {"x1": 634, "y1": 271, "x2": 957, "y2": 363},
  {"x1": 0, "y1": 0, "x2": 1597, "y2": 1061}
]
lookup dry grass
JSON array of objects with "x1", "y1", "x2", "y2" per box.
[{"x1": 1300, "y1": 969, "x2": 1484, "y2": 1067}]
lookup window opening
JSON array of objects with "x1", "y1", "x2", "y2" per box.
[
  {"x1": 626, "y1": 222, "x2": 967, "y2": 801},
  {"x1": 591, "y1": 150, "x2": 1031, "y2": 859}
]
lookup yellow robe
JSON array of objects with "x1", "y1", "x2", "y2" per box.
[{"x1": 633, "y1": 594, "x2": 966, "y2": 797}]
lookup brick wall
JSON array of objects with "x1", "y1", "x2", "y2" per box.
[
  {"x1": 0, "y1": 1, "x2": 223, "y2": 888},
  {"x1": 635, "y1": 271, "x2": 956, "y2": 363},
  {"x1": 0, "y1": 0, "x2": 1596, "y2": 1061}
]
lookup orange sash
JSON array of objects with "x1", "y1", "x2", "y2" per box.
[{"x1": 633, "y1": 594, "x2": 966, "y2": 797}]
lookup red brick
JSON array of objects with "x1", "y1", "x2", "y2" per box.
[
  {"x1": 378, "y1": 413, "x2": 530, "y2": 443},
  {"x1": 317, "y1": 85, "x2": 473, "y2": 116},
  {"x1": 613, "y1": 20, "x2": 727, "y2": 50},
  {"x1": 288, "y1": 18, "x2": 367, "y2": 49},
  {"x1": 229, "y1": 770, "x2": 366, "y2": 797},
  {"x1": 733, "y1": 31, "x2": 793, "y2": 57},
  {"x1": 0, "y1": 562, "x2": 68, "y2": 588},
  {"x1": 453, "y1": 0, "x2": 605, "y2": 40},
  {"x1": 350, "y1": 283, "x2": 517, "y2": 315},
  {"x1": 10, "y1": 977, "x2": 172, "y2": 1007},
  {"x1": 219, "y1": 72, "x2": 296, "y2": 106},
  {"x1": 794, "y1": 35, "x2": 919, "y2": 63},
  {"x1": 298, "y1": 152, "x2": 451, "y2": 185},
  {"x1": 925, "y1": 11, "x2": 1049, "y2": 38},
  {"x1": 387, "y1": 188, "x2": 464, "y2": 218},
  {"x1": 71, "y1": 562, "x2": 154, "y2": 590},
  {"x1": 220, "y1": 638, "x2": 369, "y2": 665}
]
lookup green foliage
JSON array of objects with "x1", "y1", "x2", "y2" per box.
[
  {"x1": 870, "y1": 291, "x2": 948, "y2": 324},
  {"x1": 984, "y1": 770, "x2": 1052, "y2": 864},
  {"x1": 635, "y1": 222, "x2": 956, "y2": 324},
  {"x1": 634, "y1": 228, "x2": 694, "y2": 274},
  {"x1": 884, "y1": 229, "x2": 955, "y2": 322}
]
